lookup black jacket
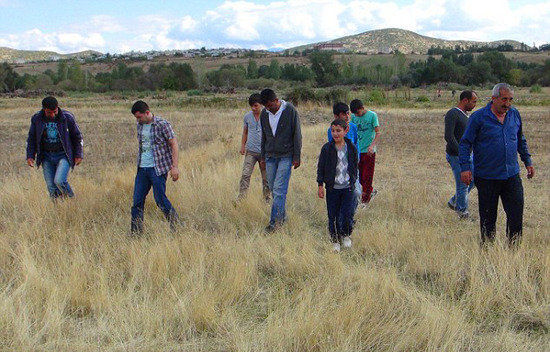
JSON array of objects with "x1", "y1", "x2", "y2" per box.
[
  {"x1": 260, "y1": 102, "x2": 302, "y2": 162},
  {"x1": 317, "y1": 138, "x2": 358, "y2": 190}
]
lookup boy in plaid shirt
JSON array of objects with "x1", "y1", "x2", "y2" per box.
[{"x1": 130, "y1": 100, "x2": 181, "y2": 235}]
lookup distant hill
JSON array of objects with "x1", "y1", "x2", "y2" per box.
[
  {"x1": 0, "y1": 47, "x2": 102, "y2": 63},
  {"x1": 289, "y1": 28, "x2": 529, "y2": 54}
]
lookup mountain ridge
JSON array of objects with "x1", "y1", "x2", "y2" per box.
[
  {"x1": 0, "y1": 47, "x2": 102, "y2": 63},
  {"x1": 288, "y1": 28, "x2": 529, "y2": 54}
]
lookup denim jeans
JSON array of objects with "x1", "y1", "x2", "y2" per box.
[
  {"x1": 265, "y1": 156, "x2": 293, "y2": 226},
  {"x1": 42, "y1": 151, "x2": 74, "y2": 198},
  {"x1": 446, "y1": 153, "x2": 474, "y2": 212},
  {"x1": 131, "y1": 167, "x2": 179, "y2": 233},
  {"x1": 326, "y1": 187, "x2": 354, "y2": 243}
]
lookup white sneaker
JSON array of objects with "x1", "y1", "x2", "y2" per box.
[
  {"x1": 342, "y1": 236, "x2": 352, "y2": 248},
  {"x1": 332, "y1": 242, "x2": 341, "y2": 252}
]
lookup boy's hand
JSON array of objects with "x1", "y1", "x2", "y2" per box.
[
  {"x1": 526, "y1": 165, "x2": 535, "y2": 179},
  {"x1": 318, "y1": 185, "x2": 324, "y2": 199},
  {"x1": 74, "y1": 157, "x2": 82, "y2": 166},
  {"x1": 240, "y1": 146, "x2": 246, "y2": 155},
  {"x1": 259, "y1": 159, "x2": 266, "y2": 168},
  {"x1": 367, "y1": 145, "x2": 375, "y2": 154},
  {"x1": 27, "y1": 158, "x2": 34, "y2": 167},
  {"x1": 460, "y1": 171, "x2": 472, "y2": 185},
  {"x1": 293, "y1": 160, "x2": 300, "y2": 169},
  {"x1": 170, "y1": 166, "x2": 180, "y2": 181}
]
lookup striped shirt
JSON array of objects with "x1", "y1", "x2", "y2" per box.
[{"x1": 136, "y1": 116, "x2": 176, "y2": 176}]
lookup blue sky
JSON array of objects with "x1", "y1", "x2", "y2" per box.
[{"x1": 0, "y1": 0, "x2": 548, "y2": 53}]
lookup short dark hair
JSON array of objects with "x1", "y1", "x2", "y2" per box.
[
  {"x1": 42, "y1": 96, "x2": 58, "y2": 110},
  {"x1": 248, "y1": 93, "x2": 262, "y2": 106},
  {"x1": 260, "y1": 89, "x2": 277, "y2": 105},
  {"x1": 349, "y1": 99, "x2": 364, "y2": 114},
  {"x1": 330, "y1": 118, "x2": 348, "y2": 130},
  {"x1": 131, "y1": 100, "x2": 149, "y2": 114},
  {"x1": 459, "y1": 90, "x2": 476, "y2": 101},
  {"x1": 332, "y1": 102, "x2": 349, "y2": 116}
]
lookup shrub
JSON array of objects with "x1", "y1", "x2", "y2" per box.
[
  {"x1": 187, "y1": 89, "x2": 203, "y2": 96},
  {"x1": 530, "y1": 84, "x2": 542, "y2": 93},
  {"x1": 316, "y1": 87, "x2": 348, "y2": 105},
  {"x1": 366, "y1": 89, "x2": 387, "y2": 104},
  {"x1": 286, "y1": 86, "x2": 316, "y2": 105},
  {"x1": 415, "y1": 95, "x2": 430, "y2": 102}
]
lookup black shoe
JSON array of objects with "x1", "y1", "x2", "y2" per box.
[
  {"x1": 447, "y1": 202, "x2": 457, "y2": 211},
  {"x1": 265, "y1": 224, "x2": 277, "y2": 233}
]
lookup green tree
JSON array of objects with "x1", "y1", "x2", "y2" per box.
[
  {"x1": 309, "y1": 51, "x2": 340, "y2": 86},
  {"x1": 266, "y1": 59, "x2": 281, "y2": 79},
  {"x1": 247, "y1": 59, "x2": 258, "y2": 79},
  {"x1": 0, "y1": 63, "x2": 20, "y2": 92}
]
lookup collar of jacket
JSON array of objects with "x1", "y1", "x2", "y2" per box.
[{"x1": 39, "y1": 108, "x2": 65, "y2": 123}]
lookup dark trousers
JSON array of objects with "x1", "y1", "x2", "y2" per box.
[
  {"x1": 131, "y1": 167, "x2": 179, "y2": 234},
  {"x1": 326, "y1": 187, "x2": 354, "y2": 243},
  {"x1": 476, "y1": 174, "x2": 524, "y2": 246},
  {"x1": 359, "y1": 153, "x2": 375, "y2": 203}
]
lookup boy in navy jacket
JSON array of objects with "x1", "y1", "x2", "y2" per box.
[{"x1": 317, "y1": 119, "x2": 358, "y2": 252}]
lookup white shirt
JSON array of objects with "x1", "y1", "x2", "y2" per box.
[{"x1": 268, "y1": 100, "x2": 286, "y2": 136}]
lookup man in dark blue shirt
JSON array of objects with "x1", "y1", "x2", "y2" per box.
[{"x1": 459, "y1": 83, "x2": 535, "y2": 247}]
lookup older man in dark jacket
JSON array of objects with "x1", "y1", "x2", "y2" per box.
[{"x1": 26, "y1": 96, "x2": 83, "y2": 198}]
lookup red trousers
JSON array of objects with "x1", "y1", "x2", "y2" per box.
[{"x1": 359, "y1": 153, "x2": 376, "y2": 203}]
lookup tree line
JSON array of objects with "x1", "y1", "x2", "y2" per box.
[{"x1": 1, "y1": 50, "x2": 549, "y2": 93}]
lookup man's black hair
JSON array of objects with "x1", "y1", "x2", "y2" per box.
[
  {"x1": 459, "y1": 90, "x2": 476, "y2": 101},
  {"x1": 248, "y1": 93, "x2": 262, "y2": 106},
  {"x1": 349, "y1": 99, "x2": 364, "y2": 114},
  {"x1": 260, "y1": 89, "x2": 277, "y2": 105},
  {"x1": 42, "y1": 96, "x2": 58, "y2": 110},
  {"x1": 131, "y1": 100, "x2": 150, "y2": 114},
  {"x1": 331, "y1": 118, "x2": 348, "y2": 131},
  {"x1": 332, "y1": 102, "x2": 349, "y2": 116}
]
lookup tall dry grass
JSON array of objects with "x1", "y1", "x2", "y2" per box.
[{"x1": 0, "y1": 96, "x2": 548, "y2": 351}]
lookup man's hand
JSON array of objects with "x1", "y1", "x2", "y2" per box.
[
  {"x1": 240, "y1": 146, "x2": 246, "y2": 155},
  {"x1": 293, "y1": 160, "x2": 300, "y2": 169},
  {"x1": 170, "y1": 166, "x2": 180, "y2": 181},
  {"x1": 367, "y1": 145, "x2": 375, "y2": 154},
  {"x1": 526, "y1": 165, "x2": 535, "y2": 179},
  {"x1": 27, "y1": 158, "x2": 34, "y2": 167},
  {"x1": 74, "y1": 157, "x2": 82, "y2": 166},
  {"x1": 318, "y1": 185, "x2": 324, "y2": 199},
  {"x1": 460, "y1": 171, "x2": 472, "y2": 185},
  {"x1": 259, "y1": 159, "x2": 266, "y2": 168}
]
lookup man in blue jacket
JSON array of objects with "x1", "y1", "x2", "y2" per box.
[
  {"x1": 459, "y1": 83, "x2": 535, "y2": 247},
  {"x1": 26, "y1": 96, "x2": 83, "y2": 199}
]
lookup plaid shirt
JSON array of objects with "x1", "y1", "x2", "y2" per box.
[{"x1": 136, "y1": 116, "x2": 176, "y2": 176}]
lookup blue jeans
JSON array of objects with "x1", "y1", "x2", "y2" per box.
[
  {"x1": 326, "y1": 187, "x2": 354, "y2": 243},
  {"x1": 131, "y1": 167, "x2": 178, "y2": 233},
  {"x1": 446, "y1": 153, "x2": 474, "y2": 212},
  {"x1": 265, "y1": 156, "x2": 293, "y2": 226},
  {"x1": 41, "y1": 151, "x2": 74, "y2": 198}
]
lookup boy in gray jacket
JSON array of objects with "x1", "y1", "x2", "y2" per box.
[{"x1": 259, "y1": 89, "x2": 302, "y2": 232}]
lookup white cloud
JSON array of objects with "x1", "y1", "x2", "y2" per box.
[
  {"x1": 88, "y1": 15, "x2": 126, "y2": 33},
  {"x1": 2, "y1": 0, "x2": 549, "y2": 53}
]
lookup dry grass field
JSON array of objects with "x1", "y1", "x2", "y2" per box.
[{"x1": 0, "y1": 93, "x2": 548, "y2": 351}]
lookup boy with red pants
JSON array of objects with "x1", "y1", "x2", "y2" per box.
[{"x1": 350, "y1": 99, "x2": 380, "y2": 204}]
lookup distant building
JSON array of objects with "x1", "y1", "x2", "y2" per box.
[{"x1": 314, "y1": 43, "x2": 346, "y2": 52}]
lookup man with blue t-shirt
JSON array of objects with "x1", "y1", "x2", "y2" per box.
[
  {"x1": 459, "y1": 83, "x2": 535, "y2": 247},
  {"x1": 26, "y1": 96, "x2": 83, "y2": 199}
]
